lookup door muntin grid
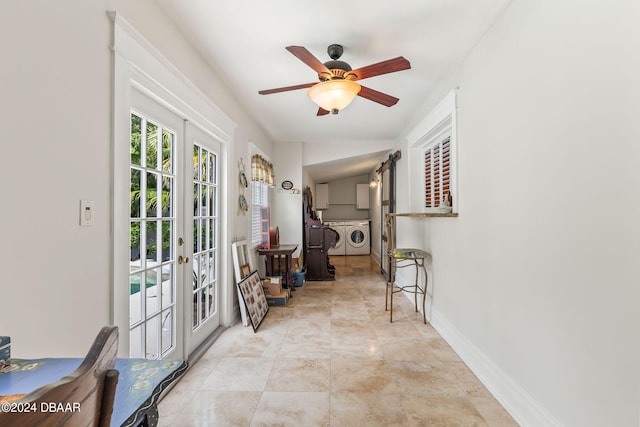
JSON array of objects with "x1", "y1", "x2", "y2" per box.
[
  {"x1": 192, "y1": 144, "x2": 217, "y2": 330},
  {"x1": 129, "y1": 112, "x2": 176, "y2": 360}
]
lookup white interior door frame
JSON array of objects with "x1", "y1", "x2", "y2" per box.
[{"x1": 111, "y1": 13, "x2": 235, "y2": 357}]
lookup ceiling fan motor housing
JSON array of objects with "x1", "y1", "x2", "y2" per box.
[
  {"x1": 320, "y1": 63, "x2": 352, "y2": 81},
  {"x1": 320, "y1": 44, "x2": 354, "y2": 81}
]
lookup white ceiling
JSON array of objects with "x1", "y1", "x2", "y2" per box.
[{"x1": 155, "y1": 0, "x2": 512, "y2": 181}]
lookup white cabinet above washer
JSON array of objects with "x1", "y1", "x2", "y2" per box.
[
  {"x1": 316, "y1": 183, "x2": 329, "y2": 209},
  {"x1": 356, "y1": 184, "x2": 369, "y2": 209}
]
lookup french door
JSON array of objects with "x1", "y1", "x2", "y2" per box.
[
  {"x1": 186, "y1": 124, "x2": 220, "y2": 354},
  {"x1": 128, "y1": 89, "x2": 220, "y2": 360}
]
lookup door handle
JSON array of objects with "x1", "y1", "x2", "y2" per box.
[{"x1": 178, "y1": 255, "x2": 189, "y2": 264}]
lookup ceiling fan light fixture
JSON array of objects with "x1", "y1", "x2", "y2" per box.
[{"x1": 307, "y1": 80, "x2": 361, "y2": 113}]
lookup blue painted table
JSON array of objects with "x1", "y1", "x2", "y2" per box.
[{"x1": 0, "y1": 357, "x2": 187, "y2": 426}]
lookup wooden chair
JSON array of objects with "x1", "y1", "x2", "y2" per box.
[{"x1": 0, "y1": 326, "x2": 119, "y2": 427}]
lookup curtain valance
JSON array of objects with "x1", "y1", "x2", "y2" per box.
[{"x1": 251, "y1": 154, "x2": 274, "y2": 186}]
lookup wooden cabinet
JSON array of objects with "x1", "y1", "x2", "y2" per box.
[
  {"x1": 316, "y1": 183, "x2": 329, "y2": 209},
  {"x1": 356, "y1": 183, "x2": 369, "y2": 209}
]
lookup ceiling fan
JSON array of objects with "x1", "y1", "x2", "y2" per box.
[{"x1": 258, "y1": 44, "x2": 411, "y2": 116}]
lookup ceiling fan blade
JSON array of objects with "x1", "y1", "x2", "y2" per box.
[
  {"x1": 286, "y1": 46, "x2": 331, "y2": 75},
  {"x1": 347, "y1": 56, "x2": 411, "y2": 81},
  {"x1": 258, "y1": 82, "x2": 317, "y2": 95},
  {"x1": 358, "y1": 85, "x2": 399, "y2": 107},
  {"x1": 317, "y1": 107, "x2": 330, "y2": 116}
]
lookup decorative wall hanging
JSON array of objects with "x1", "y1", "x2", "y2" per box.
[
  {"x1": 239, "y1": 194, "x2": 249, "y2": 212},
  {"x1": 237, "y1": 158, "x2": 248, "y2": 216},
  {"x1": 277, "y1": 179, "x2": 301, "y2": 194}
]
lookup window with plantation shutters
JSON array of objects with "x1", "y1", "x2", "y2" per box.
[
  {"x1": 410, "y1": 90, "x2": 456, "y2": 214},
  {"x1": 424, "y1": 137, "x2": 451, "y2": 207}
]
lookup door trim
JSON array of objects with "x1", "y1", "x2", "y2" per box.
[{"x1": 111, "y1": 13, "x2": 235, "y2": 357}]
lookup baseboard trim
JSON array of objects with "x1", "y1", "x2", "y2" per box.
[{"x1": 429, "y1": 308, "x2": 562, "y2": 427}]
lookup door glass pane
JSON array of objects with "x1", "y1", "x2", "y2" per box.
[
  {"x1": 130, "y1": 272, "x2": 142, "y2": 325},
  {"x1": 192, "y1": 291, "x2": 199, "y2": 328},
  {"x1": 161, "y1": 220, "x2": 172, "y2": 262},
  {"x1": 146, "y1": 172, "x2": 158, "y2": 218},
  {"x1": 193, "y1": 146, "x2": 199, "y2": 179},
  {"x1": 146, "y1": 221, "x2": 157, "y2": 263},
  {"x1": 162, "y1": 265, "x2": 173, "y2": 310},
  {"x1": 131, "y1": 169, "x2": 141, "y2": 218},
  {"x1": 161, "y1": 309, "x2": 173, "y2": 354},
  {"x1": 146, "y1": 267, "x2": 161, "y2": 317},
  {"x1": 209, "y1": 152, "x2": 216, "y2": 183},
  {"x1": 130, "y1": 221, "x2": 141, "y2": 270},
  {"x1": 207, "y1": 284, "x2": 214, "y2": 316},
  {"x1": 130, "y1": 324, "x2": 144, "y2": 359},
  {"x1": 200, "y1": 221, "x2": 207, "y2": 252},
  {"x1": 145, "y1": 314, "x2": 160, "y2": 359},
  {"x1": 200, "y1": 150, "x2": 206, "y2": 182},
  {"x1": 209, "y1": 219, "x2": 215, "y2": 249},
  {"x1": 162, "y1": 130, "x2": 172, "y2": 173},
  {"x1": 200, "y1": 287, "x2": 207, "y2": 322},
  {"x1": 200, "y1": 184, "x2": 207, "y2": 217},
  {"x1": 131, "y1": 115, "x2": 142, "y2": 166},
  {"x1": 163, "y1": 176, "x2": 173, "y2": 217},
  {"x1": 146, "y1": 121, "x2": 158, "y2": 169},
  {"x1": 193, "y1": 183, "x2": 198, "y2": 216},
  {"x1": 193, "y1": 219, "x2": 200, "y2": 253},
  {"x1": 193, "y1": 255, "x2": 201, "y2": 290}
]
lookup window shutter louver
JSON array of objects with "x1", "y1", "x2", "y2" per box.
[
  {"x1": 441, "y1": 137, "x2": 451, "y2": 205},
  {"x1": 424, "y1": 150, "x2": 432, "y2": 207},
  {"x1": 433, "y1": 144, "x2": 441, "y2": 207}
]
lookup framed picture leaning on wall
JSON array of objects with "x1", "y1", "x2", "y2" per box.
[{"x1": 236, "y1": 270, "x2": 268, "y2": 332}]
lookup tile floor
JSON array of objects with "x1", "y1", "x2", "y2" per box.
[{"x1": 158, "y1": 255, "x2": 518, "y2": 426}]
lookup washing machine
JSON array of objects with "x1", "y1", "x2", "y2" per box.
[
  {"x1": 345, "y1": 221, "x2": 370, "y2": 255},
  {"x1": 323, "y1": 221, "x2": 346, "y2": 255}
]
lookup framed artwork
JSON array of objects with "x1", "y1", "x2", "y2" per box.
[{"x1": 236, "y1": 270, "x2": 268, "y2": 332}]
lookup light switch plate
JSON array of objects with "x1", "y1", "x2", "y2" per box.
[{"x1": 80, "y1": 200, "x2": 94, "y2": 226}]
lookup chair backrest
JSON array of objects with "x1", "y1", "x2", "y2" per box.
[{"x1": 0, "y1": 326, "x2": 119, "y2": 427}]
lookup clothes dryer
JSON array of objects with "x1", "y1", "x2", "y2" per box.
[{"x1": 345, "y1": 221, "x2": 370, "y2": 255}]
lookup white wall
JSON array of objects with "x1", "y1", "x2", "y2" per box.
[
  {"x1": 394, "y1": 1, "x2": 640, "y2": 426},
  {"x1": 321, "y1": 174, "x2": 371, "y2": 221},
  {"x1": 0, "y1": 0, "x2": 274, "y2": 357},
  {"x1": 302, "y1": 140, "x2": 393, "y2": 166},
  {"x1": 270, "y1": 141, "x2": 303, "y2": 256}
]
